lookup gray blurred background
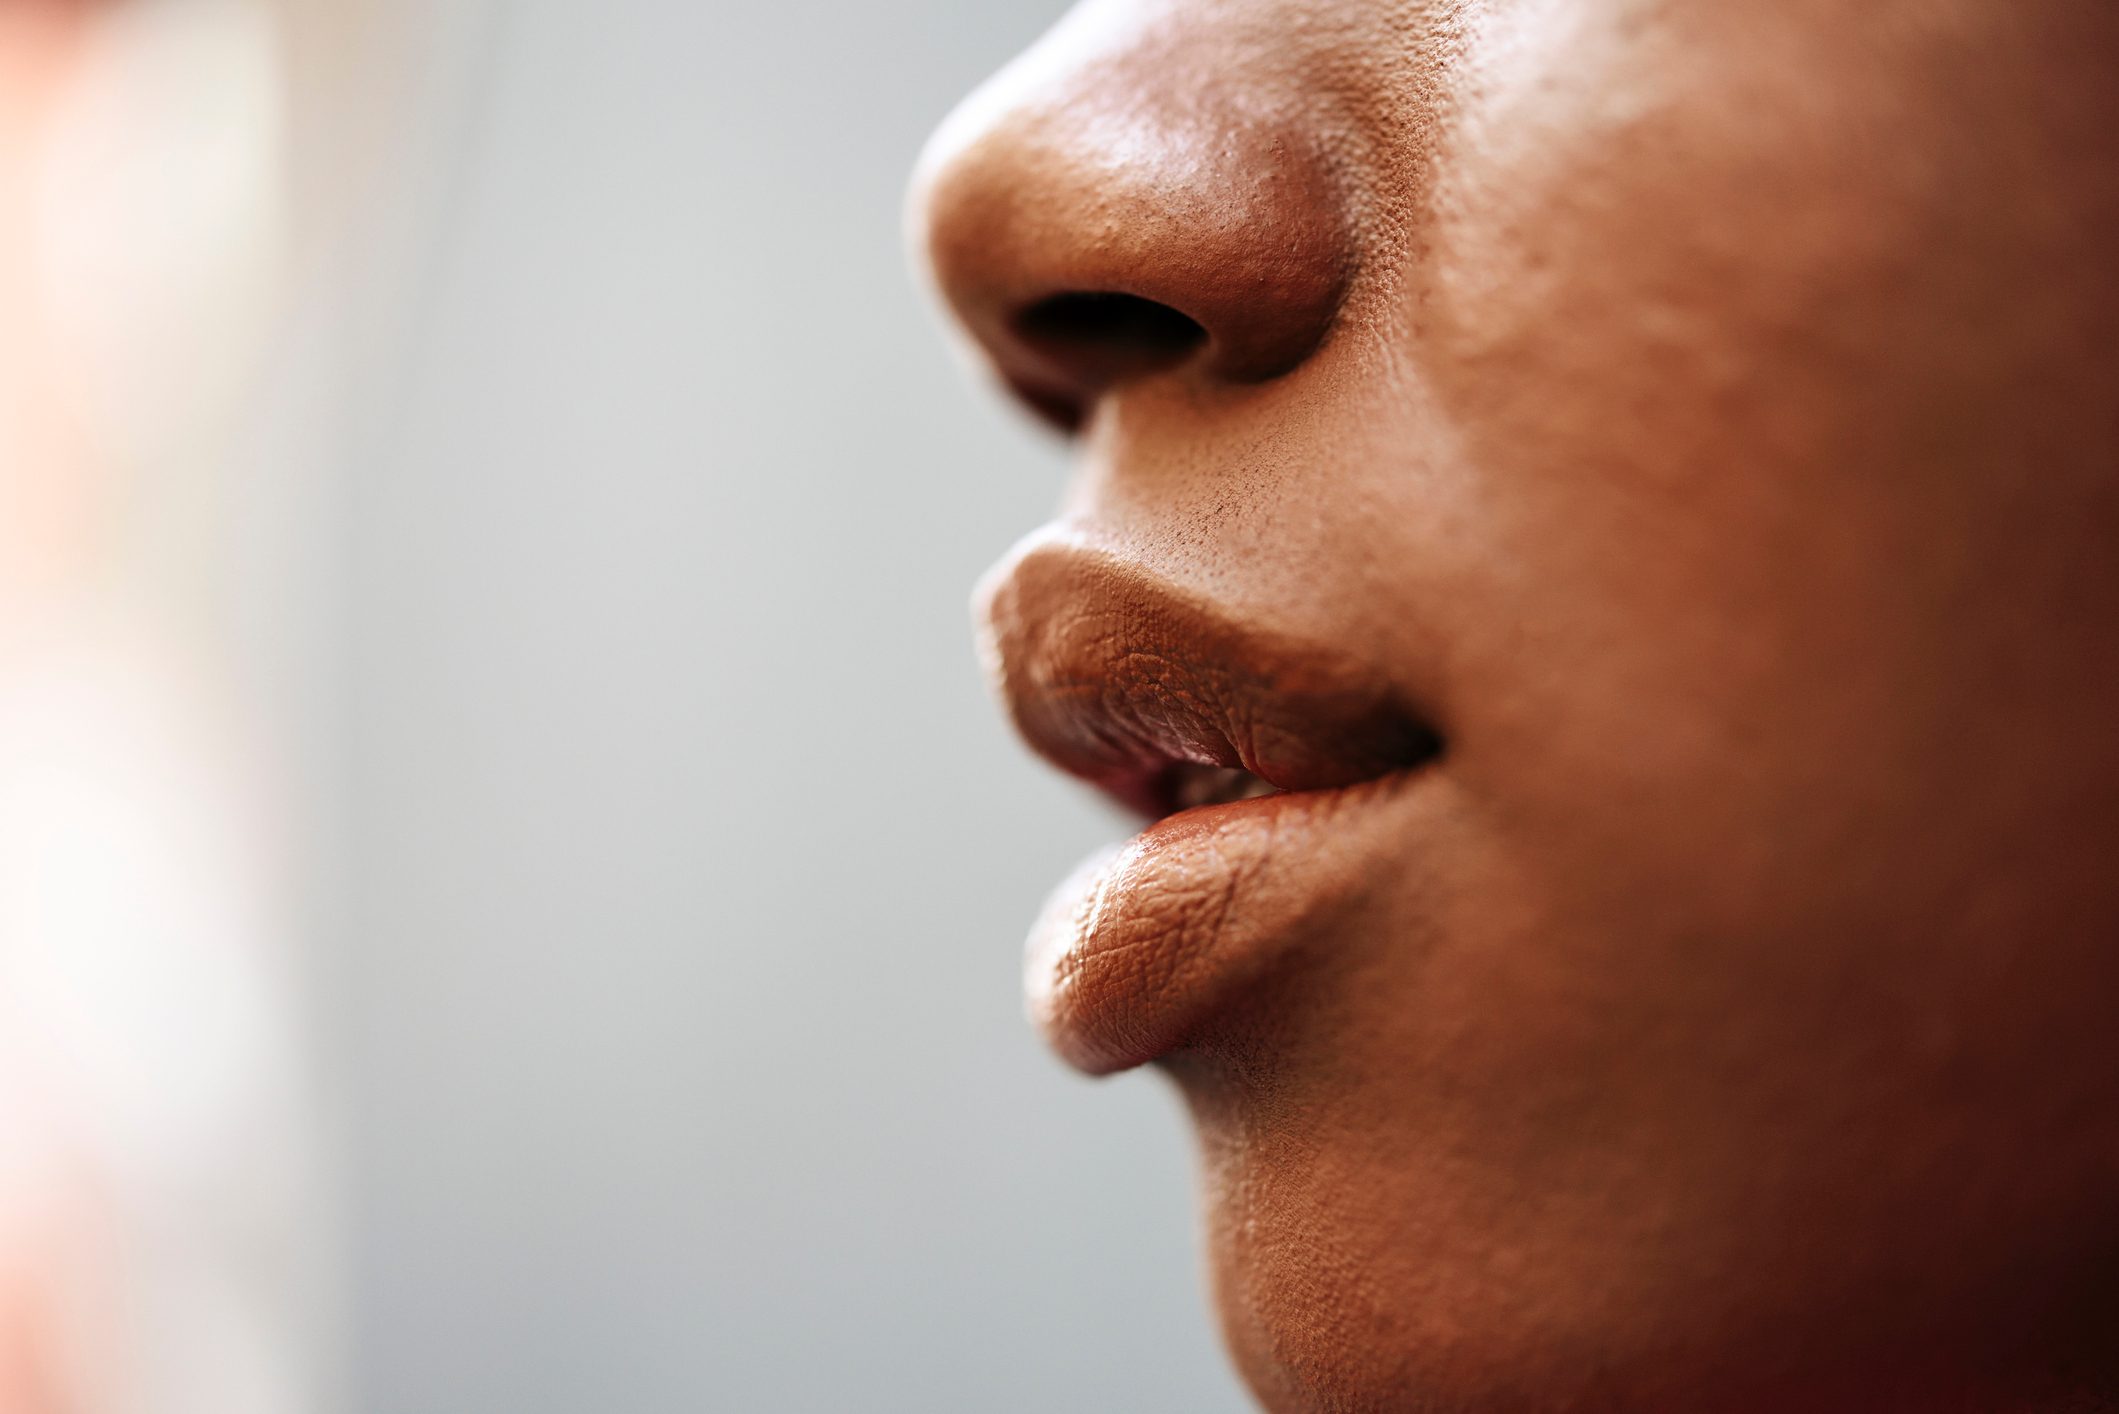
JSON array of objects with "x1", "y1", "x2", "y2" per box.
[{"x1": 331, "y1": 2, "x2": 1252, "y2": 1409}]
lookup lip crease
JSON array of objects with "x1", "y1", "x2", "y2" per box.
[{"x1": 978, "y1": 526, "x2": 1444, "y2": 1074}]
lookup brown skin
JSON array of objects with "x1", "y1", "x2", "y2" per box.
[{"x1": 912, "y1": 1, "x2": 2119, "y2": 1409}]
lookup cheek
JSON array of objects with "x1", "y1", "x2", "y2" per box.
[
  {"x1": 1383, "y1": 0, "x2": 2119, "y2": 995},
  {"x1": 1166, "y1": 17, "x2": 2119, "y2": 1388},
  {"x1": 1391, "y1": 0, "x2": 2095, "y2": 917}
]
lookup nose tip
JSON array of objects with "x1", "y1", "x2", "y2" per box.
[{"x1": 912, "y1": 23, "x2": 1354, "y2": 430}]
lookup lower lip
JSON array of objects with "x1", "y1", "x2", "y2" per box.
[{"x1": 1025, "y1": 772, "x2": 1425, "y2": 1074}]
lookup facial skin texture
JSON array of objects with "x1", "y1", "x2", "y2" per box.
[{"x1": 913, "y1": 2, "x2": 2119, "y2": 1409}]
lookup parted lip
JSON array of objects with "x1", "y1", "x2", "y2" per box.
[
  {"x1": 978, "y1": 525, "x2": 1446, "y2": 1073},
  {"x1": 977, "y1": 527, "x2": 1443, "y2": 819}
]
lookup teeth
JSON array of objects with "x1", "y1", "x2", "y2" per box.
[{"x1": 1171, "y1": 764, "x2": 1280, "y2": 811}]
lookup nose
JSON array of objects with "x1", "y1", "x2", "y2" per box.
[{"x1": 911, "y1": 6, "x2": 1355, "y2": 431}]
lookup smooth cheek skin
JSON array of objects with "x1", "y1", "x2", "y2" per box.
[{"x1": 918, "y1": 1, "x2": 2119, "y2": 1409}]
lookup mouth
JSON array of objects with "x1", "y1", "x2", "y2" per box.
[
  {"x1": 1158, "y1": 762, "x2": 1284, "y2": 812},
  {"x1": 978, "y1": 526, "x2": 1445, "y2": 1074}
]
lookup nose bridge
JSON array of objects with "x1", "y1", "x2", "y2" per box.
[{"x1": 913, "y1": 5, "x2": 1355, "y2": 425}]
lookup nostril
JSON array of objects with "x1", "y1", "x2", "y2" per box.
[
  {"x1": 915, "y1": 32, "x2": 1355, "y2": 439},
  {"x1": 1012, "y1": 291, "x2": 1208, "y2": 389},
  {"x1": 1016, "y1": 291, "x2": 1207, "y2": 359}
]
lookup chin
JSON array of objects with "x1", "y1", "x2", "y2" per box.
[{"x1": 1171, "y1": 1039, "x2": 2119, "y2": 1414}]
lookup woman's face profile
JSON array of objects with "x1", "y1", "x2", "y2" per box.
[{"x1": 912, "y1": 1, "x2": 2119, "y2": 1409}]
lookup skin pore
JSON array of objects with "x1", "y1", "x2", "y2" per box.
[{"x1": 913, "y1": 1, "x2": 2119, "y2": 1409}]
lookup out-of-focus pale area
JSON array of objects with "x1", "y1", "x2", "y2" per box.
[
  {"x1": 0, "y1": 1, "x2": 1250, "y2": 1410},
  {"x1": 3, "y1": 2, "x2": 317, "y2": 1410}
]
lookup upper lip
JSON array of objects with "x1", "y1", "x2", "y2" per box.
[{"x1": 977, "y1": 527, "x2": 1443, "y2": 817}]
